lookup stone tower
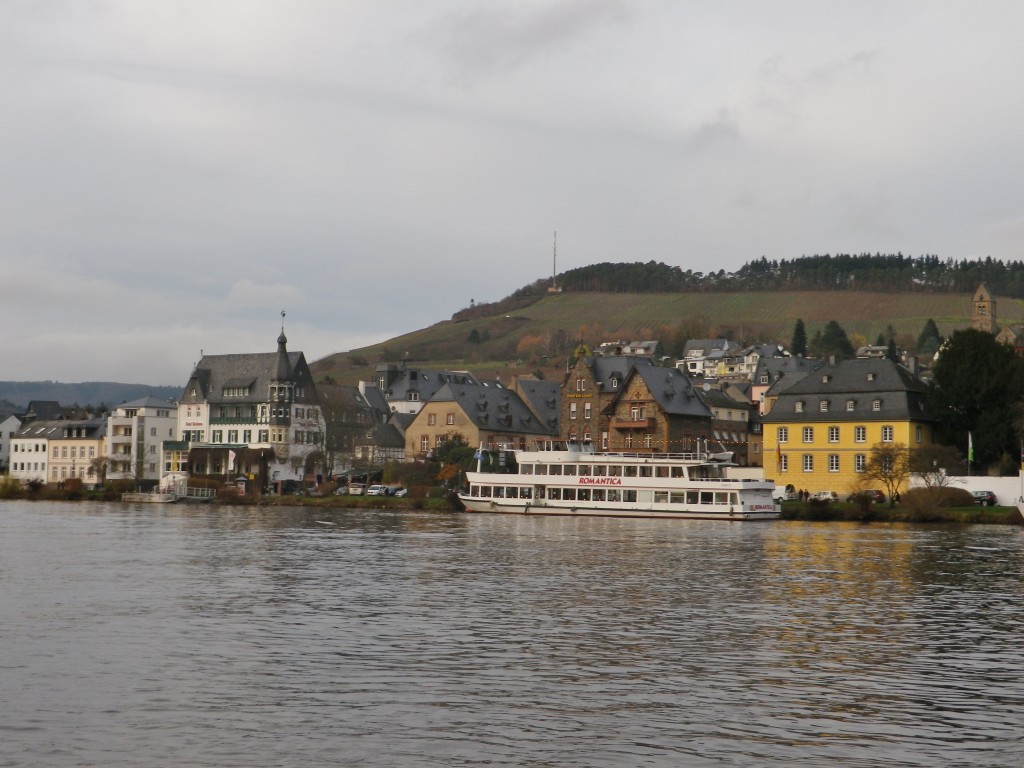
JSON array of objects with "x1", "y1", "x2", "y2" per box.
[{"x1": 971, "y1": 283, "x2": 996, "y2": 334}]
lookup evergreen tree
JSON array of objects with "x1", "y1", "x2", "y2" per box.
[
  {"x1": 808, "y1": 320, "x2": 855, "y2": 360},
  {"x1": 791, "y1": 319, "x2": 808, "y2": 356},
  {"x1": 928, "y1": 329, "x2": 1024, "y2": 465},
  {"x1": 886, "y1": 337, "x2": 899, "y2": 362},
  {"x1": 875, "y1": 333, "x2": 886, "y2": 346},
  {"x1": 917, "y1": 318, "x2": 941, "y2": 355}
]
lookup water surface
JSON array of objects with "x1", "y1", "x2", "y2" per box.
[{"x1": 2, "y1": 502, "x2": 1022, "y2": 767}]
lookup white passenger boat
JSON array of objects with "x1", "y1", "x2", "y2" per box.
[{"x1": 459, "y1": 441, "x2": 780, "y2": 521}]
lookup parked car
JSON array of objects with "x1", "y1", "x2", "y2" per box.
[
  {"x1": 385, "y1": 485, "x2": 407, "y2": 497},
  {"x1": 366, "y1": 484, "x2": 388, "y2": 496},
  {"x1": 847, "y1": 489, "x2": 886, "y2": 504},
  {"x1": 810, "y1": 490, "x2": 839, "y2": 502},
  {"x1": 971, "y1": 490, "x2": 997, "y2": 506},
  {"x1": 348, "y1": 483, "x2": 365, "y2": 496}
]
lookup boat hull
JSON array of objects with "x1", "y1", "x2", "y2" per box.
[{"x1": 458, "y1": 495, "x2": 778, "y2": 521}]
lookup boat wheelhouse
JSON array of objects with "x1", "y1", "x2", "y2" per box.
[{"x1": 459, "y1": 440, "x2": 779, "y2": 521}]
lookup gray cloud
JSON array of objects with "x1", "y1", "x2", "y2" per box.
[{"x1": 3, "y1": 1, "x2": 1024, "y2": 384}]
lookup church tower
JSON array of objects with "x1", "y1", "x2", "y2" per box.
[{"x1": 971, "y1": 283, "x2": 996, "y2": 334}]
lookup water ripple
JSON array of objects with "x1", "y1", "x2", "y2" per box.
[{"x1": 1, "y1": 504, "x2": 1022, "y2": 767}]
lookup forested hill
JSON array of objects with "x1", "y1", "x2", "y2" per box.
[
  {"x1": 452, "y1": 254, "x2": 1024, "y2": 322},
  {"x1": 559, "y1": 254, "x2": 1024, "y2": 294}
]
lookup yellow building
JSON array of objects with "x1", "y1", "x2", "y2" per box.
[{"x1": 762, "y1": 358, "x2": 936, "y2": 496}]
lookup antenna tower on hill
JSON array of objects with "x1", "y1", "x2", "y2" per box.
[{"x1": 547, "y1": 231, "x2": 563, "y2": 294}]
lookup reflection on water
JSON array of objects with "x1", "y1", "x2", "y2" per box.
[{"x1": 1, "y1": 502, "x2": 1022, "y2": 767}]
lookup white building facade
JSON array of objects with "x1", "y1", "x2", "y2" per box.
[{"x1": 106, "y1": 397, "x2": 178, "y2": 482}]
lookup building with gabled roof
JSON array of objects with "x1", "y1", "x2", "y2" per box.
[
  {"x1": 761, "y1": 357, "x2": 935, "y2": 496},
  {"x1": 753, "y1": 356, "x2": 825, "y2": 414},
  {"x1": 9, "y1": 418, "x2": 107, "y2": 487},
  {"x1": 562, "y1": 354, "x2": 655, "y2": 449},
  {"x1": 373, "y1": 363, "x2": 480, "y2": 414},
  {"x1": 405, "y1": 380, "x2": 557, "y2": 458},
  {"x1": 604, "y1": 364, "x2": 713, "y2": 453},
  {"x1": 165, "y1": 330, "x2": 324, "y2": 493}
]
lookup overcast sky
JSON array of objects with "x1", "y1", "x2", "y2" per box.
[{"x1": 4, "y1": 1, "x2": 1024, "y2": 385}]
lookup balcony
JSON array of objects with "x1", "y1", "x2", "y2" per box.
[
  {"x1": 611, "y1": 417, "x2": 656, "y2": 430},
  {"x1": 110, "y1": 434, "x2": 134, "y2": 445}
]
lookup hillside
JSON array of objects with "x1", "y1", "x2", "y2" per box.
[
  {"x1": 0, "y1": 381, "x2": 180, "y2": 414},
  {"x1": 310, "y1": 289, "x2": 1003, "y2": 384}
]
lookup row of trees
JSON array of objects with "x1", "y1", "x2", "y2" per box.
[{"x1": 542, "y1": 254, "x2": 1024, "y2": 297}]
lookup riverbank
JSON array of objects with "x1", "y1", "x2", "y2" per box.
[{"x1": 5, "y1": 487, "x2": 1021, "y2": 523}]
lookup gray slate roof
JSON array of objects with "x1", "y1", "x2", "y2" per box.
[
  {"x1": 432, "y1": 381, "x2": 557, "y2": 435},
  {"x1": 762, "y1": 358, "x2": 933, "y2": 423},
  {"x1": 622, "y1": 365, "x2": 714, "y2": 419}
]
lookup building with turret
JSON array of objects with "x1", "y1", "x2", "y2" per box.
[{"x1": 164, "y1": 328, "x2": 324, "y2": 494}]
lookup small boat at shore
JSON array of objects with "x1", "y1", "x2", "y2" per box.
[{"x1": 459, "y1": 440, "x2": 779, "y2": 521}]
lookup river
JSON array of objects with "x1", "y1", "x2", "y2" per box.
[{"x1": 1, "y1": 501, "x2": 1022, "y2": 767}]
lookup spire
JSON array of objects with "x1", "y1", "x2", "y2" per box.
[{"x1": 276, "y1": 310, "x2": 291, "y2": 380}]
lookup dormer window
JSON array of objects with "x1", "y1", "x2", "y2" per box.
[
  {"x1": 846, "y1": 399, "x2": 855, "y2": 411},
  {"x1": 822, "y1": 374, "x2": 831, "y2": 383},
  {"x1": 795, "y1": 401, "x2": 804, "y2": 413},
  {"x1": 610, "y1": 378, "x2": 618, "y2": 389},
  {"x1": 867, "y1": 372, "x2": 876, "y2": 381},
  {"x1": 408, "y1": 392, "x2": 420, "y2": 402},
  {"x1": 819, "y1": 400, "x2": 828, "y2": 412},
  {"x1": 872, "y1": 399, "x2": 881, "y2": 411}
]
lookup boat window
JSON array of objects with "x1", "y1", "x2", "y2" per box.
[
  {"x1": 493, "y1": 486, "x2": 505, "y2": 498},
  {"x1": 521, "y1": 464, "x2": 533, "y2": 475},
  {"x1": 578, "y1": 465, "x2": 591, "y2": 476},
  {"x1": 505, "y1": 487, "x2": 518, "y2": 499},
  {"x1": 655, "y1": 466, "x2": 669, "y2": 478},
  {"x1": 671, "y1": 466, "x2": 685, "y2": 478},
  {"x1": 480, "y1": 486, "x2": 492, "y2": 498},
  {"x1": 563, "y1": 465, "x2": 577, "y2": 476},
  {"x1": 548, "y1": 488, "x2": 561, "y2": 500},
  {"x1": 592, "y1": 489, "x2": 606, "y2": 501},
  {"x1": 671, "y1": 492, "x2": 685, "y2": 504},
  {"x1": 624, "y1": 466, "x2": 638, "y2": 477},
  {"x1": 609, "y1": 465, "x2": 622, "y2": 477},
  {"x1": 623, "y1": 490, "x2": 637, "y2": 502},
  {"x1": 715, "y1": 492, "x2": 730, "y2": 505},
  {"x1": 639, "y1": 466, "x2": 653, "y2": 478},
  {"x1": 687, "y1": 490, "x2": 699, "y2": 504},
  {"x1": 563, "y1": 488, "x2": 576, "y2": 501},
  {"x1": 548, "y1": 465, "x2": 562, "y2": 475},
  {"x1": 521, "y1": 488, "x2": 532, "y2": 499},
  {"x1": 593, "y1": 465, "x2": 607, "y2": 476},
  {"x1": 700, "y1": 491, "x2": 714, "y2": 504},
  {"x1": 535, "y1": 464, "x2": 547, "y2": 475},
  {"x1": 577, "y1": 488, "x2": 590, "y2": 501},
  {"x1": 654, "y1": 491, "x2": 668, "y2": 504},
  {"x1": 607, "y1": 490, "x2": 621, "y2": 502}
]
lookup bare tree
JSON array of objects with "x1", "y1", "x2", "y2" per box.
[
  {"x1": 865, "y1": 442, "x2": 910, "y2": 506},
  {"x1": 909, "y1": 444, "x2": 963, "y2": 489}
]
